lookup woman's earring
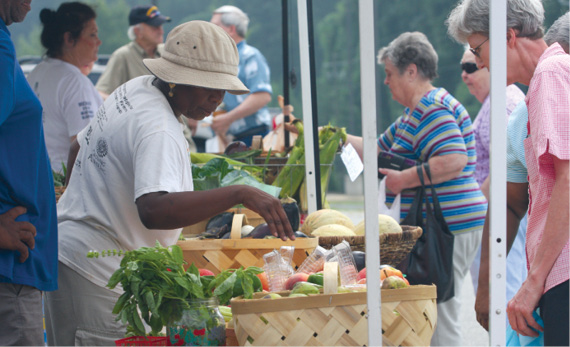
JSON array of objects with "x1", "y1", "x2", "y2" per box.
[{"x1": 168, "y1": 83, "x2": 175, "y2": 97}]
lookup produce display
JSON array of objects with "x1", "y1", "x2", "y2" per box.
[
  {"x1": 271, "y1": 121, "x2": 347, "y2": 211},
  {"x1": 193, "y1": 197, "x2": 300, "y2": 240},
  {"x1": 88, "y1": 242, "x2": 265, "y2": 338}
]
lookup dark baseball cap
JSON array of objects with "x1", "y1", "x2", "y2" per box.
[{"x1": 129, "y1": 5, "x2": 171, "y2": 27}]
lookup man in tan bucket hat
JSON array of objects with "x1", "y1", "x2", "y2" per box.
[{"x1": 45, "y1": 21, "x2": 295, "y2": 346}]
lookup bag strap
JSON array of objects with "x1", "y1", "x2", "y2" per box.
[
  {"x1": 401, "y1": 165, "x2": 425, "y2": 227},
  {"x1": 422, "y1": 163, "x2": 451, "y2": 232}
]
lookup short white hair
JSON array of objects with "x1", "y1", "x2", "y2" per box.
[
  {"x1": 213, "y1": 5, "x2": 249, "y2": 38},
  {"x1": 446, "y1": 0, "x2": 544, "y2": 43},
  {"x1": 127, "y1": 24, "x2": 140, "y2": 41}
]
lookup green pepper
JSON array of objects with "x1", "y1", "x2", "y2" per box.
[{"x1": 307, "y1": 273, "x2": 324, "y2": 286}]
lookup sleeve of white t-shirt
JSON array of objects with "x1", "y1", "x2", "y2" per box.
[
  {"x1": 133, "y1": 131, "x2": 191, "y2": 201},
  {"x1": 60, "y1": 73, "x2": 103, "y2": 138}
]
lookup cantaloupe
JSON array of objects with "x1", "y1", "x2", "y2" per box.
[
  {"x1": 300, "y1": 209, "x2": 355, "y2": 235},
  {"x1": 353, "y1": 214, "x2": 402, "y2": 235},
  {"x1": 311, "y1": 224, "x2": 356, "y2": 236}
]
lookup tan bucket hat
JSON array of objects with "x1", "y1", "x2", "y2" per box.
[{"x1": 143, "y1": 20, "x2": 249, "y2": 95}]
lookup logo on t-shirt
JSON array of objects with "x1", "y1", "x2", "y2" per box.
[{"x1": 96, "y1": 138, "x2": 108, "y2": 158}]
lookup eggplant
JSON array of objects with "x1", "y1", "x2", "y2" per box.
[
  {"x1": 246, "y1": 223, "x2": 273, "y2": 239},
  {"x1": 352, "y1": 251, "x2": 366, "y2": 272},
  {"x1": 199, "y1": 224, "x2": 230, "y2": 239},
  {"x1": 294, "y1": 231, "x2": 308, "y2": 238},
  {"x1": 281, "y1": 197, "x2": 300, "y2": 231},
  {"x1": 205, "y1": 212, "x2": 234, "y2": 231},
  {"x1": 224, "y1": 141, "x2": 249, "y2": 155}
]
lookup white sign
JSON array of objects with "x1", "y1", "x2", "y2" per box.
[{"x1": 340, "y1": 143, "x2": 363, "y2": 182}]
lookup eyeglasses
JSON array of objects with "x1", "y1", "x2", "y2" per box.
[
  {"x1": 469, "y1": 38, "x2": 489, "y2": 58},
  {"x1": 461, "y1": 62, "x2": 479, "y2": 74}
]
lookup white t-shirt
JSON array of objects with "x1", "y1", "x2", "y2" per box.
[
  {"x1": 57, "y1": 76, "x2": 194, "y2": 292},
  {"x1": 27, "y1": 58, "x2": 102, "y2": 173}
]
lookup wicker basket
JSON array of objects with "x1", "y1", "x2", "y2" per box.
[
  {"x1": 54, "y1": 186, "x2": 66, "y2": 203},
  {"x1": 231, "y1": 284, "x2": 437, "y2": 346},
  {"x1": 317, "y1": 225, "x2": 422, "y2": 267},
  {"x1": 182, "y1": 207, "x2": 265, "y2": 238},
  {"x1": 177, "y1": 214, "x2": 318, "y2": 275}
]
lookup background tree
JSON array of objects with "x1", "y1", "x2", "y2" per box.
[{"x1": 11, "y1": 0, "x2": 568, "y2": 192}]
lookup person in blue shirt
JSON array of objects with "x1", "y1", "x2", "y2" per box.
[
  {"x1": 0, "y1": 0, "x2": 58, "y2": 345},
  {"x1": 210, "y1": 5, "x2": 273, "y2": 147}
]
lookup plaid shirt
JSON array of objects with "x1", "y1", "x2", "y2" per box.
[{"x1": 524, "y1": 43, "x2": 570, "y2": 293}]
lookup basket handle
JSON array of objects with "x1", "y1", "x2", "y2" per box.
[
  {"x1": 323, "y1": 261, "x2": 340, "y2": 294},
  {"x1": 230, "y1": 214, "x2": 249, "y2": 239}
]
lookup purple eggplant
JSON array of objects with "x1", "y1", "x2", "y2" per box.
[{"x1": 245, "y1": 223, "x2": 273, "y2": 239}]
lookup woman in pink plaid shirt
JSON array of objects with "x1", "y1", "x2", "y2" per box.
[{"x1": 447, "y1": 1, "x2": 569, "y2": 346}]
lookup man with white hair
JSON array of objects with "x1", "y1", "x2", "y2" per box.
[
  {"x1": 95, "y1": 5, "x2": 170, "y2": 100},
  {"x1": 210, "y1": 5, "x2": 273, "y2": 147}
]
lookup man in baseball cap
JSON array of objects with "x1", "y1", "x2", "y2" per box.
[
  {"x1": 95, "y1": 5, "x2": 171, "y2": 100},
  {"x1": 128, "y1": 5, "x2": 171, "y2": 27}
]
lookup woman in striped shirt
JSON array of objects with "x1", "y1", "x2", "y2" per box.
[{"x1": 346, "y1": 31, "x2": 487, "y2": 346}]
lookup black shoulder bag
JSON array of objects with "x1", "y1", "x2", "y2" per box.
[{"x1": 397, "y1": 163, "x2": 455, "y2": 303}]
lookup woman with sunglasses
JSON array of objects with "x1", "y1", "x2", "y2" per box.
[
  {"x1": 460, "y1": 48, "x2": 524, "y2": 201},
  {"x1": 460, "y1": 46, "x2": 525, "y2": 329}
]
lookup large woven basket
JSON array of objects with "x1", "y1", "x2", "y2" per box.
[
  {"x1": 177, "y1": 214, "x2": 318, "y2": 274},
  {"x1": 318, "y1": 225, "x2": 422, "y2": 267},
  {"x1": 231, "y1": 285, "x2": 437, "y2": 346},
  {"x1": 54, "y1": 186, "x2": 66, "y2": 203}
]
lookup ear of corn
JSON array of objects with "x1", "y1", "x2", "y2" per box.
[{"x1": 272, "y1": 121, "x2": 346, "y2": 208}]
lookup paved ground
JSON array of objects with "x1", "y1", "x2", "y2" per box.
[{"x1": 327, "y1": 193, "x2": 490, "y2": 346}]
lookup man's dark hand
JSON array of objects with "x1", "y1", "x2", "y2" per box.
[
  {"x1": 0, "y1": 206, "x2": 37, "y2": 262},
  {"x1": 241, "y1": 188, "x2": 295, "y2": 241}
]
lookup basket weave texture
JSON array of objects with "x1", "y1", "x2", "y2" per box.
[
  {"x1": 177, "y1": 237, "x2": 317, "y2": 275},
  {"x1": 317, "y1": 225, "x2": 422, "y2": 267},
  {"x1": 177, "y1": 213, "x2": 318, "y2": 275},
  {"x1": 54, "y1": 186, "x2": 66, "y2": 203},
  {"x1": 231, "y1": 285, "x2": 437, "y2": 346}
]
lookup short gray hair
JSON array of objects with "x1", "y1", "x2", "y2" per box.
[
  {"x1": 377, "y1": 32, "x2": 438, "y2": 81},
  {"x1": 213, "y1": 5, "x2": 249, "y2": 38},
  {"x1": 446, "y1": 0, "x2": 545, "y2": 43},
  {"x1": 544, "y1": 12, "x2": 569, "y2": 53}
]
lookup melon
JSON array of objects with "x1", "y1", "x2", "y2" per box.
[
  {"x1": 311, "y1": 224, "x2": 356, "y2": 236},
  {"x1": 353, "y1": 214, "x2": 402, "y2": 235},
  {"x1": 300, "y1": 209, "x2": 355, "y2": 235}
]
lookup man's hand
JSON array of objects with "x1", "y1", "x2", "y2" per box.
[
  {"x1": 211, "y1": 113, "x2": 233, "y2": 137},
  {"x1": 474, "y1": 280, "x2": 490, "y2": 330},
  {"x1": 240, "y1": 188, "x2": 296, "y2": 241},
  {"x1": 0, "y1": 207, "x2": 37, "y2": 262},
  {"x1": 506, "y1": 275, "x2": 544, "y2": 337}
]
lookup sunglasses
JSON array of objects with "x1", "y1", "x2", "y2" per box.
[
  {"x1": 461, "y1": 62, "x2": 479, "y2": 74},
  {"x1": 469, "y1": 37, "x2": 489, "y2": 58}
]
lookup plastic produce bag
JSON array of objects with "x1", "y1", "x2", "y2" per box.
[{"x1": 378, "y1": 177, "x2": 401, "y2": 221}]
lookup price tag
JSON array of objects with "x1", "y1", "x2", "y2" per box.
[{"x1": 340, "y1": 143, "x2": 363, "y2": 182}]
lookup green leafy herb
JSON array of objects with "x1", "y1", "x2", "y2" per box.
[{"x1": 96, "y1": 242, "x2": 263, "y2": 337}]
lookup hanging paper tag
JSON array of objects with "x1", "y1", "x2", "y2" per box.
[{"x1": 340, "y1": 143, "x2": 363, "y2": 182}]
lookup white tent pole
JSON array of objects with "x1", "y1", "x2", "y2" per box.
[
  {"x1": 296, "y1": 0, "x2": 318, "y2": 214},
  {"x1": 489, "y1": 0, "x2": 507, "y2": 345},
  {"x1": 358, "y1": 1, "x2": 382, "y2": 345}
]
